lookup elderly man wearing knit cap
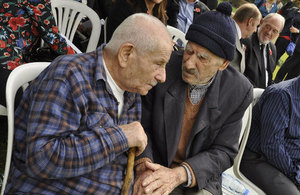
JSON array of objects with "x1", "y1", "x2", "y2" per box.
[{"x1": 133, "y1": 2, "x2": 253, "y2": 195}]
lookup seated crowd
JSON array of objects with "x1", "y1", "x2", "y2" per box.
[{"x1": 0, "y1": 0, "x2": 299, "y2": 194}]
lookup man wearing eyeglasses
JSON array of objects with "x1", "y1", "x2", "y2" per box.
[{"x1": 243, "y1": 13, "x2": 285, "y2": 89}]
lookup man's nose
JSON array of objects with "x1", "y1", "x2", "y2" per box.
[{"x1": 156, "y1": 67, "x2": 166, "y2": 83}]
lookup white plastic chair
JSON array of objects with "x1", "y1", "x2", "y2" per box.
[
  {"x1": 222, "y1": 103, "x2": 253, "y2": 194},
  {"x1": 166, "y1": 25, "x2": 187, "y2": 47},
  {"x1": 252, "y1": 88, "x2": 264, "y2": 106},
  {"x1": 223, "y1": 88, "x2": 266, "y2": 195},
  {"x1": 1, "y1": 62, "x2": 51, "y2": 195},
  {"x1": 230, "y1": 88, "x2": 266, "y2": 195},
  {"x1": 0, "y1": 105, "x2": 7, "y2": 116},
  {"x1": 103, "y1": 17, "x2": 107, "y2": 44},
  {"x1": 51, "y1": 0, "x2": 101, "y2": 52}
]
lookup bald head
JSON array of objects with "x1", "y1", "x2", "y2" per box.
[
  {"x1": 103, "y1": 13, "x2": 173, "y2": 95},
  {"x1": 107, "y1": 13, "x2": 172, "y2": 55},
  {"x1": 233, "y1": 3, "x2": 261, "y2": 38},
  {"x1": 233, "y1": 3, "x2": 261, "y2": 23}
]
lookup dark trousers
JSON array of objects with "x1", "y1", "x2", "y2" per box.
[{"x1": 240, "y1": 148, "x2": 300, "y2": 195}]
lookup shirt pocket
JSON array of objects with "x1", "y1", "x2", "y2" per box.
[{"x1": 86, "y1": 112, "x2": 114, "y2": 129}]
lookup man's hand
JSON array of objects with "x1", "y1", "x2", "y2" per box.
[
  {"x1": 137, "y1": 161, "x2": 188, "y2": 195},
  {"x1": 290, "y1": 26, "x2": 299, "y2": 33},
  {"x1": 119, "y1": 121, "x2": 147, "y2": 156},
  {"x1": 133, "y1": 161, "x2": 153, "y2": 195}
]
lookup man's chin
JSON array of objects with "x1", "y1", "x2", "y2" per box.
[
  {"x1": 182, "y1": 74, "x2": 193, "y2": 85},
  {"x1": 261, "y1": 38, "x2": 271, "y2": 45},
  {"x1": 139, "y1": 90, "x2": 149, "y2": 96}
]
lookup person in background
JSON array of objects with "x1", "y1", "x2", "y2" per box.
[
  {"x1": 254, "y1": 0, "x2": 278, "y2": 17},
  {"x1": 231, "y1": 3, "x2": 261, "y2": 73},
  {"x1": 243, "y1": 13, "x2": 285, "y2": 88},
  {"x1": 133, "y1": 2, "x2": 253, "y2": 195},
  {"x1": 0, "y1": 0, "x2": 75, "y2": 107},
  {"x1": 241, "y1": 76, "x2": 300, "y2": 195},
  {"x1": 87, "y1": 0, "x2": 113, "y2": 19},
  {"x1": 4, "y1": 13, "x2": 174, "y2": 194},
  {"x1": 176, "y1": 0, "x2": 210, "y2": 33},
  {"x1": 274, "y1": 36, "x2": 300, "y2": 82},
  {"x1": 275, "y1": 0, "x2": 300, "y2": 63},
  {"x1": 106, "y1": 0, "x2": 168, "y2": 42},
  {"x1": 276, "y1": 0, "x2": 283, "y2": 10},
  {"x1": 199, "y1": 0, "x2": 218, "y2": 10}
]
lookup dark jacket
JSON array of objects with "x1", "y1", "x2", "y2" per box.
[
  {"x1": 106, "y1": 0, "x2": 166, "y2": 42},
  {"x1": 139, "y1": 51, "x2": 253, "y2": 195},
  {"x1": 275, "y1": 37, "x2": 300, "y2": 82},
  {"x1": 279, "y1": 1, "x2": 300, "y2": 42},
  {"x1": 199, "y1": 0, "x2": 217, "y2": 10},
  {"x1": 87, "y1": 0, "x2": 112, "y2": 19},
  {"x1": 166, "y1": 0, "x2": 210, "y2": 28},
  {"x1": 243, "y1": 32, "x2": 277, "y2": 89}
]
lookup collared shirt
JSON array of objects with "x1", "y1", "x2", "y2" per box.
[
  {"x1": 189, "y1": 75, "x2": 215, "y2": 105},
  {"x1": 259, "y1": 43, "x2": 269, "y2": 87},
  {"x1": 103, "y1": 57, "x2": 124, "y2": 117},
  {"x1": 177, "y1": 0, "x2": 198, "y2": 33},
  {"x1": 246, "y1": 77, "x2": 300, "y2": 186},
  {"x1": 5, "y1": 44, "x2": 141, "y2": 194},
  {"x1": 234, "y1": 21, "x2": 242, "y2": 40},
  {"x1": 254, "y1": 0, "x2": 278, "y2": 18},
  {"x1": 257, "y1": 31, "x2": 269, "y2": 87}
]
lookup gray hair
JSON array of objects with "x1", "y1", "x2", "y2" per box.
[
  {"x1": 263, "y1": 13, "x2": 285, "y2": 32},
  {"x1": 106, "y1": 13, "x2": 168, "y2": 55}
]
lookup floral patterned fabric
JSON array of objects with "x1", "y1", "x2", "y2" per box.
[{"x1": 0, "y1": 0, "x2": 75, "y2": 70}]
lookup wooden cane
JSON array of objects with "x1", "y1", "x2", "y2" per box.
[{"x1": 121, "y1": 147, "x2": 136, "y2": 195}]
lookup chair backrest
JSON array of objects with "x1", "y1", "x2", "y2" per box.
[
  {"x1": 253, "y1": 88, "x2": 265, "y2": 106},
  {"x1": 103, "y1": 17, "x2": 107, "y2": 44},
  {"x1": 1, "y1": 62, "x2": 51, "y2": 195},
  {"x1": 166, "y1": 25, "x2": 187, "y2": 47},
  {"x1": 0, "y1": 105, "x2": 7, "y2": 116},
  {"x1": 238, "y1": 103, "x2": 252, "y2": 144},
  {"x1": 51, "y1": 0, "x2": 101, "y2": 52},
  {"x1": 233, "y1": 103, "x2": 252, "y2": 176},
  {"x1": 232, "y1": 88, "x2": 266, "y2": 195}
]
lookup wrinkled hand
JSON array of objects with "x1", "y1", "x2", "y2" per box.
[
  {"x1": 137, "y1": 161, "x2": 187, "y2": 195},
  {"x1": 290, "y1": 26, "x2": 299, "y2": 33},
  {"x1": 119, "y1": 121, "x2": 147, "y2": 156},
  {"x1": 133, "y1": 161, "x2": 153, "y2": 195}
]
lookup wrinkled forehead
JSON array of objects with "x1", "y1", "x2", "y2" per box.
[
  {"x1": 186, "y1": 41, "x2": 220, "y2": 59},
  {"x1": 262, "y1": 17, "x2": 282, "y2": 30},
  {"x1": 146, "y1": 39, "x2": 173, "y2": 60}
]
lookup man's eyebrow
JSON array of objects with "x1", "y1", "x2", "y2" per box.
[
  {"x1": 196, "y1": 52, "x2": 209, "y2": 59},
  {"x1": 157, "y1": 58, "x2": 168, "y2": 64}
]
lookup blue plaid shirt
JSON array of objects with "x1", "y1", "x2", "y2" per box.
[{"x1": 5, "y1": 44, "x2": 141, "y2": 194}]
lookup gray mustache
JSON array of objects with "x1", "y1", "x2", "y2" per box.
[{"x1": 183, "y1": 67, "x2": 197, "y2": 75}]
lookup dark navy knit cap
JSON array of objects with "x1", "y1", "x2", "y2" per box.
[{"x1": 186, "y1": 2, "x2": 236, "y2": 61}]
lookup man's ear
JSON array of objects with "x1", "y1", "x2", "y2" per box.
[
  {"x1": 218, "y1": 59, "x2": 230, "y2": 71},
  {"x1": 247, "y1": 17, "x2": 254, "y2": 27},
  {"x1": 118, "y1": 43, "x2": 135, "y2": 68}
]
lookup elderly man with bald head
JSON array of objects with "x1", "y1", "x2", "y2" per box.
[{"x1": 4, "y1": 13, "x2": 173, "y2": 194}]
